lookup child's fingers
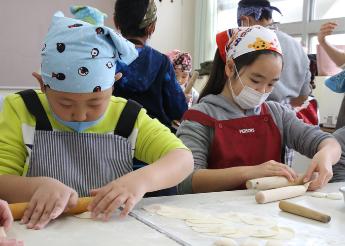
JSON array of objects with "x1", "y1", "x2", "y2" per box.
[
  {"x1": 91, "y1": 190, "x2": 121, "y2": 218},
  {"x1": 66, "y1": 191, "x2": 78, "y2": 211},
  {"x1": 120, "y1": 197, "x2": 136, "y2": 218},
  {"x1": 88, "y1": 186, "x2": 112, "y2": 211},
  {"x1": 50, "y1": 194, "x2": 71, "y2": 220},
  {"x1": 21, "y1": 199, "x2": 38, "y2": 224},
  {"x1": 304, "y1": 161, "x2": 317, "y2": 183},
  {"x1": 26, "y1": 203, "x2": 45, "y2": 229},
  {"x1": 2, "y1": 218, "x2": 12, "y2": 231},
  {"x1": 104, "y1": 194, "x2": 128, "y2": 220},
  {"x1": 309, "y1": 168, "x2": 332, "y2": 190},
  {"x1": 32, "y1": 201, "x2": 56, "y2": 230}
]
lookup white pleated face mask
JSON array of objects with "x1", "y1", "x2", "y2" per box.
[{"x1": 229, "y1": 65, "x2": 271, "y2": 110}]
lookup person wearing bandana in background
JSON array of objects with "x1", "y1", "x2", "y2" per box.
[
  {"x1": 318, "y1": 22, "x2": 345, "y2": 183},
  {"x1": 0, "y1": 13, "x2": 193, "y2": 230},
  {"x1": 176, "y1": 25, "x2": 341, "y2": 195},
  {"x1": 167, "y1": 50, "x2": 199, "y2": 108},
  {"x1": 112, "y1": 0, "x2": 188, "y2": 133},
  {"x1": 237, "y1": 0, "x2": 313, "y2": 166}
]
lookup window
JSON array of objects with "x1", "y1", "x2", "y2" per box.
[
  {"x1": 217, "y1": 0, "x2": 345, "y2": 53},
  {"x1": 310, "y1": 34, "x2": 345, "y2": 54},
  {"x1": 217, "y1": 0, "x2": 240, "y2": 31},
  {"x1": 271, "y1": 0, "x2": 303, "y2": 24},
  {"x1": 313, "y1": 0, "x2": 345, "y2": 20}
]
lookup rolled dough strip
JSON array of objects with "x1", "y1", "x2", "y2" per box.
[
  {"x1": 310, "y1": 192, "x2": 327, "y2": 198},
  {"x1": 246, "y1": 176, "x2": 304, "y2": 190},
  {"x1": 184, "y1": 71, "x2": 199, "y2": 94},
  {"x1": 326, "y1": 192, "x2": 343, "y2": 200},
  {"x1": 255, "y1": 184, "x2": 308, "y2": 204},
  {"x1": 9, "y1": 197, "x2": 93, "y2": 220},
  {"x1": 0, "y1": 226, "x2": 6, "y2": 238}
]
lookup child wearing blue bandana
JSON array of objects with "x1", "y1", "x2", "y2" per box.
[{"x1": 0, "y1": 13, "x2": 193, "y2": 230}]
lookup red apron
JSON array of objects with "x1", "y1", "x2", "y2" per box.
[{"x1": 183, "y1": 103, "x2": 282, "y2": 174}]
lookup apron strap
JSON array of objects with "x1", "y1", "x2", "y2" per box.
[
  {"x1": 182, "y1": 109, "x2": 216, "y2": 128},
  {"x1": 260, "y1": 102, "x2": 269, "y2": 115},
  {"x1": 17, "y1": 89, "x2": 53, "y2": 131},
  {"x1": 114, "y1": 99, "x2": 143, "y2": 138}
]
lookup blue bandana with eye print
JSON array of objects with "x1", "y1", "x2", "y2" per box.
[
  {"x1": 325, "y1": 69, "x2": 345, "y2": 93},
  {"x1": 41, "y1": 12, "x2": 138, "y2": 93}
]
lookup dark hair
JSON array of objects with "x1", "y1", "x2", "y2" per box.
[
  {"x1": 114, "y1": 0, "x2": 150, "y2": 38},
  {"x1": 198, "y1": 49, "x2": 282, "y2": 101}
]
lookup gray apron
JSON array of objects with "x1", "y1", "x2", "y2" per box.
[{"x1": 18, "y1": 90, "x2": 142, "y2": 197}]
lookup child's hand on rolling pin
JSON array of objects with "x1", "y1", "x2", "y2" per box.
[
  {"x1": 0, "y1": 200, "x2": 13, "y2": 231},
  {"x1": 304, "y1": 149, "x2": 333, "y2": 191},
  {"x1": 248, "y1": 160, "x2": 298, "y2": 182},
  {"x1": 21, "y1": 177, "x2": 78, "y2": 230},
  {"x1": 88, "y1": 174, "x2": 146, "y2": 221}
]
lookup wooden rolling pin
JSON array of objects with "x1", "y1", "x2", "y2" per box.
[
  {"x1": 184, "y1": 71, "x2": 199, "y2": 94},
  {"x1": 279, "y1": 200, "x2": 331, "y2": 223},
  {"x1": 9, "y1": 197, "x2": 93, "y2": 220},
  {"x1": 255, "y1": 183, "x2": 310, "y2": 204},
  {"x1": 246, "y1": 175, "x2": 305, "y2": 190}
]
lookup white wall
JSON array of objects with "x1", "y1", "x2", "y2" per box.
[
  {"x1": 149, "y1": 0, "x2": 195, "y2": 57},
  {"x1": 0, "y1": 0, "x2": 196, "y2": 89},
  {"x1": 0, "y1": 0, "x2": 116, "y2": 89}
]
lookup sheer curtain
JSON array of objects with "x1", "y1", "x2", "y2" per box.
[{"x1": 193, "y1": 0, "x2": 218, "y2": 69}]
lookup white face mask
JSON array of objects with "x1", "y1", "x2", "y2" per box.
[{"x1": 229, "y1": 65, "x2": 271, "y2": 110}]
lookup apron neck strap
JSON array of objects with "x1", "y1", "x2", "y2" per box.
[
  {"x1": 17, "y1": 89, "x2": 53, "y2": 131},
  {"x1": 114, "y1": 99, "x2": 142, "y2": 138}
]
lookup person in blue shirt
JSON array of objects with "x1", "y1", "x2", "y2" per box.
[{"x1": 113, "y1": 0, "x2": 188, "y2": 133}]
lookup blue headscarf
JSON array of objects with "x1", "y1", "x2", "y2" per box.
[
  {"x1": 41, "y1": 12, "x2": 138, "y2": 93},
  {"x1": 237, "y1": 0, "x2": 282, "y2": 26},
  {"x1": 325, "y1": 70, "x2": 345, "y2": 93}
]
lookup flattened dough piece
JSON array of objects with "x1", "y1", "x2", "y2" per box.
[
  {"x1": 217, "y1": 212, "x2": 242, "y2": 223},
  {"x1": 74, "y1": 211, "x2": 92, "y2": 219},
  {"x1": 223, "y1": 228, "x2": 249, "y2": 239},
  {"x1": 270, "y1": 226, "x2": 295, "y2": 240},
  {"x1": 186, "y1": 217, "x2": 224, "y2": 224},
  {"x1": 326, "y1": 192, "x2": 343, "y2": 200},
  {"x1": 240, "y1": 214, "x2": 276, "y2": 226},
  {"x1": 241, "y1": 239, "x2": 261, "y2": 246},
  {"x1": 246, "y1": 226, "x2": 279, "y2": 238},
  {"x1": 213, "y1": 238, "x2": 239, "y2": 246},
  {"x1": 265, "y1": 240, "x2": 285, "y2": 246},
  {"x1": 310, "y1": 192, "x2": 327, "y2": 198}
]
